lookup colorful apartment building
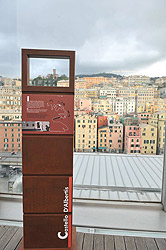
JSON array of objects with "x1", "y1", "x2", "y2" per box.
[
  {"x1": 154, "y1": 87, "x2": 160, "y2": 98},
  {"x1": 124, "y1": 126, "x2": 141, "y2": 154},
  {"x1": 119, "y1": 116, "x2": 139, "y2": 126},
  {"x1": 109, "y1": 123, "x2": 123, "y2": 153},
  {"x1": 85, "y1": 89, "x2": 98, "y2": 99},
  {"x1": 158, "y1": 113, "x2": 166, "y2": 154},
  {"x1": 146, "y1": 99, "x2": 166, "y2": 113},
  {"x1": 75, "y1": 79, "x2": 87, "y2": 89},
  {"x1": 137, "y1": 105, "x2": 146, "y2": 113},
  {"x1": 57, "y1": 80, "x2": 69, "y2": 87},
  {"x1": 148, "y1": 112, "x2": 166, "y2": 154},
  {"x1": 128, "y1": 75, "x2": 150, "y2": 85},
  {"x1": 0, "y1": 86, "x2": 22, "y2": 111},
  {"x1": 75, "y1": 115, "x2": 97, "y2": 152},
  {"x1": 109, "y1": 76, "x2": 121, "y2": 85},
  {"x1": 137, "y1": 112, "x2": 151, "y2": 124},
  {"x1": 140, "y1": 124, "x2": 157, "y2": 154},
  {"x1": 100, "y1": 88, "x2": 117, "y2": 99},
  {"x1": 108, "y1": 115, "x2": 120, "y2": 124},
  {"x1": 92, "y1": 99, "x2": 112, "y2": 113},
  {"x1": 77, "y1": 98, "x2": 92, "y2": 110},
  {"x1": 74, "y1": 110, "x2": 90, "y2": 116},
  {"x1": 0, "y1": 121, "x2": 22, "y2": 152},
  {"x1": 98, "y1": 123, "x2": 123, "y2": 153},
  {"x1": 13, "y1": 78, "x2": 22, "y2": 87},
  {"x1": 155, "y1": 76, "x2": 166, "y2": 87},
  {"x1": 98, "y1": 126, "x2": 109, "y2": 152},
  {"x1": 148, "y1": 113, "x2": 159, "y2": 127},
  {"x1": 112, "y1": 97, "x2": 135, "y2": 116},
  {"x1": 0, "y1": 110, "x2": 22, "y2": 121},
  {"x1": 3, "y1": 78, "x2": 12, "y2": 86},
  {"x1": 75, "y1": 89, "x2": 86, "y2": 99},
  {"x1": 97, "y1": 116, "x2": 108, "y2": 128},
  {"x1": 118, "y1": 87, "x2": 136, "y2": 98},
  {"x1": 83, "y1": 77, "x2": 109, "y2": 87},
  {"x1": 137, "y1": 87, "x2": 154, "y2": 110}
]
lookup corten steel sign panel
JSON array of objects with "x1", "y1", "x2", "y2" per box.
[
  {"x1": 22, "y1": 135, "x2": 73, "y2": 175},
  {"x1": 22, "y1": 94, "x2": 74, "y2": 135},
  {"x1": 24, "y1": 214, "x2": 72, "y2": 249},
  {"x1": 22, "y1": 49, "x2": 75, "y2": 250},
  {"x1": 23, "y1": 176, "x2": 72, "y2": 213}
]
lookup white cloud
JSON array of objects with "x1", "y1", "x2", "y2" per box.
[
  {"x1": 0, "y1": 0, "x2": 166, "y2": 77},
  {"x1": 136, "y1": 59, "x2": 166, "y2": 77}
]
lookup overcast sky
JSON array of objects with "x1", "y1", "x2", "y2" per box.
[{"x1": 0, "y1": 0, "x2": 166, "y2": 78}]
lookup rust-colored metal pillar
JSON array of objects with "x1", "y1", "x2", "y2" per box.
[{"x1": 21, "y1": 49, "x2": 75, "y2": 249}]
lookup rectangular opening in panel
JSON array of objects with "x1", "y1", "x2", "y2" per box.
[{"x1": 29, "y1": 58, "x2": 70, "y2": 87}]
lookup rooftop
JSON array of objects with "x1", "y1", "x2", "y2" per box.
[{"x1": 73, "y1": 153, "x2": 163, "y2": 202}]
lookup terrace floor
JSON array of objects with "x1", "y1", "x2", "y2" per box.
[
  {"x1": 1, "y1": 225, "x2": 166, "y2": 250},
  {"x1": 0, "y1": 225, "x2": 22, "y2": 250}
]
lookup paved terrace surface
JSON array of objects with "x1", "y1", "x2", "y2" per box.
[{"x1": 1, "y1": 226, "x2": 166, "y2": 250}]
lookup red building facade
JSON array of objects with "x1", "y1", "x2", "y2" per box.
[{"x1": 97, "y1": 116, "x2": 108, "y2": 128}]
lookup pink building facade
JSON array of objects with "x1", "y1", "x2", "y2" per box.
[
  {"x1": 125, "y1": 126, "x2": 142, "y2": 154},
  {"x1": 77, "y1": 99, "x2": 92, "y2": 110},
  {"x1": 109, "y1": 123, "x2": 123, "y2": 153}
]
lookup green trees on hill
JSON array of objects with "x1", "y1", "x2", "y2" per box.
[{"x1": 31, "y1": 74, "x2": 68, "y2": 86}]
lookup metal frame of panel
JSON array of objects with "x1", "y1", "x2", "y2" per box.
[{"x1": 22, "y1": 49, "x2": 75, "y2": 93}]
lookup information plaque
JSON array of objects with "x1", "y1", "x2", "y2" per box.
[{"x1": 21, "y1": 49, "x2": 75, "y2": 250}]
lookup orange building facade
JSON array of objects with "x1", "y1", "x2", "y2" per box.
[
  {"x1": 0, "y1": 121, "x2": 22, "y2": 152},
  {"x1": 97, "y1": 116, "x2": 108, "y2": 128}
]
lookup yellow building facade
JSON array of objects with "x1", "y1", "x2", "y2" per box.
[
  {"x1": 75, "y1": 115, "x2": 97, "y2": 152},
  {"x1": 149, "y1": 112, "x2": 166, "y2": 154},
  {"x1": 158, "y1": 113, "x2": 166, "y2": 154},
  {"x1": 75, "y1": 79, "x2": 87, "y2": 89},
  {"x1": 137, "y1": 88, "x2": 154, "y2": 109},
  {"x1": 75, "y1": 89, "x2": 86, "y2": 99},
  {"x1": 85, "y1": 89, "x2": 98, "y2": 99},
  {"x1": 98, "y1": 126, "x2": 109, "y2": 152},
  {"x1": 118, "y1": 87, "x2": 136, "y2": 97},
  {"x1": 92, "y1": 99, "x2": 112, "y2": 114},
  {"x1": 0, "y1": 86, "x2": 21, "y2": 111},
  {"x1": 83, "y1": 77, "x2": 109, "y2": 87},
  {"x1": 146, "y1": 99, "x2": 166, "y2": 113},
  {"x1": 0, "y1": 110, "x2": 22, "y2": 121},
  {"x1": 140, "y1": 124, "x2": 157, "y2": 155}
]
